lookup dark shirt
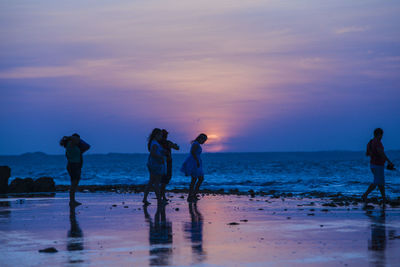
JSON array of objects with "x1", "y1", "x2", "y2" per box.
[
  {"x1": 159, "y1": 140, "x2": 172, "y2": 158},
  {"x1": 367, "y1": 138, "x2": 386, "y2": 166}
]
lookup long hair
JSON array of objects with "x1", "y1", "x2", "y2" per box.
[
  {"x1": 191, "y1": 133, "x2": 207, "y2": 144},
  {"x1": 59, "y1": 136, "x2": 71, "y2": 148},
  {"x1": 147, "y1": 128, "x2": 162, "y2": 151}
]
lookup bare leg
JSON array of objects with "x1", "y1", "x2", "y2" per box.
[
  {"x1": 152, "y1": 174, "x2": 162, "y2": 204},
  {"x1": 70, "y1": 179, "x2": 77, "y2": 202},
  {"x1": 143, "y1": 175, "x2": 155, "y2": 205},
  {"x1": 68, "y1": 165, "x2": 81, "y2": 206},
  {"x1": 160, "y1": 183, "x2": 167, "y2": 201},
  {"x1": 362, "y1": 184, "x2": 376, "y2": 202},
  {"x1": 193, "y1": 176, "x2": 204, "y2": 198},
  {"x1": 188, "y1": 176, "x2": 197, "y2": 201},
  {"x1": 377, "y1": 185, "x2": 386, "y2": 204}
]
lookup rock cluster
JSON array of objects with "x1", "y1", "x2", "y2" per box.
[
  {"x1": 0, "y1": 166, "x2": 11, "y2": 194},
  {"x1": 8, "y1": 177, "x2": 55, "y2": 193}
]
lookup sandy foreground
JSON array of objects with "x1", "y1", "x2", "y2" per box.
[{"x1": 0, "y1": 192, "x2": 399, "y2": 267}]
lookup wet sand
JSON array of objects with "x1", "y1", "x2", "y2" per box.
[{"x1": 0, "y1": 192, "x2": 399, "y2": 266}]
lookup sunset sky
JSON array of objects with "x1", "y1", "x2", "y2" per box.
[{"x1": 1, "y1": 0, "x2": 399, "y2": 154}]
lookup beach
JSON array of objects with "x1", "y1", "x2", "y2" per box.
[{"x1": 1, "y1": 192, "x2": 399, "y2": 266}]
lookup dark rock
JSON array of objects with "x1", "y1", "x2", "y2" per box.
[
  {"x1": 39, "y1": 247, "x2": 58, "y2": 253},
  {"x1": 322, "y1": 203, "x2": 337, "y2": 207},
  {"x1": 227, "y1": 222, "x2": 240, "y2": 225},
  {"x1": 175, "y1": 208, "x2": 179, "y2": 211},
  {"x1": 229, "y1": 188, "x2": 239, "y2": 194},
  {"x1": 240, "y1": 219, "x2": 248, "y2": 222},
  {"x1": 249, "y1": 190, "x2": 255, "y2": 198},
  {"x1": 363, "y1": 205, "x2": 374, "y2": 210},
  {"x1": 9, "y1": 178, "x2": 35, "y2": 193},
  {"x1": 33, "y1": 177, "x2": 55, "y2": 192},
  {"x1": 388, "y1": 199, "x2": 400, "y2": 207},
  {"x1": 0, "y1": 166, "x2": 11, "y2": 194}
]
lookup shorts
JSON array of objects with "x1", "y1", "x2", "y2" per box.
[
  {"x1": 371, "y1": 164, "x2": 385, "y2": 186},
  {"x1": 67, "y1": 163, "x2": 82, "y2": 182}
]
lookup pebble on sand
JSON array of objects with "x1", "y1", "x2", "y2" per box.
[{"x1": 39, "y1": 247, "x2": 58, "y2": 253}]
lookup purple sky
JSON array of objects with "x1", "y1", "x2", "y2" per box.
[{"x1": 1, "y1": 0, "x2": 400, "y2": 154}]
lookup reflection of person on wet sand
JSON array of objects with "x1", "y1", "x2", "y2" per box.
[
  {"x1": 67, "y1": 206, "x2": 84, "y2": 264},
  {"x1": 67, "y1": 206, "x2": 84, "y2": 252},
  {"x1": 367, "y1": 209, "x2": 386, "y2": 266},
  {"x1": 143, "y1": 204, "x2": 173, "y2": 266},
  {"x1": 184, "y1": 203, "x2": 206, "y2": 263}
]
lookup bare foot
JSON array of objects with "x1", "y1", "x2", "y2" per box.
[{"x1": 69, "y1": 201, "x2": 82, "y2": 207}]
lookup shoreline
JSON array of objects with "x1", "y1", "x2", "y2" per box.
[{"x1": 2, "y1": 183, "x2": 399, "y2": 208}]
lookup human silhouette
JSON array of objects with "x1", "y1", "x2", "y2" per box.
[
  {"x1": 143, "y1": 204, "x2": 173, "y2": 266},
  {"x1": 143, "y1": 128, "x2": 166, "y2": 205},
  {"x1": 159, "y1": 129, "x2": 179, "y2": 203},
  {"x1": 181, "y1": 133, "x2": 208, "y2": 202},
  {"x1": 184, "y1": 202, "x2": 206, "y2": 263},
  {"x1": 362, "y1": 128, "x2": 394, "y2": 205},
  {"x1": 60, "y1": 134, "x2": 90, "y2": 207}
]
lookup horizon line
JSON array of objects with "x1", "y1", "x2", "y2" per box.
[{"x1": 1, "y1": 149, "x2": 400, "y2": 157}]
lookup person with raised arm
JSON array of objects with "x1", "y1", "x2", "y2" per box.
[
  {"x1": 159, "y1": 129, "x2": 180, "y2": 203},
  {"x1": 60, "y1": 133, "x2": 90, "y2": 207}
]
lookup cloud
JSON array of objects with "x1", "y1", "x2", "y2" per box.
[
  {"x1": 334, "y1": 26, "x2": 368, "y2": 35},
  {"x1": 0, "y1": 65, "x2": 80, "y2": 79}
]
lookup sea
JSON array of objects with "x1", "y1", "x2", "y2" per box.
[{"x1": 1, "y1": 151, "x2": 399, "y2": 198}]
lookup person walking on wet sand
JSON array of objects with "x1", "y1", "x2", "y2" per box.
[
  {"x1": 159, "y1": 129, "x2": 180, "y2": 203},
  {"x1": 143, "y1": 128, "x2": 166, "y2": 205},
  {"x1": 181, "y1": 133, "x2": 208, "y2": 202},
  {"x1": 362, "y1": 128, "x2": 395, "y2": 205},
  {"x1": 60, "y1": 134, "x2": 90, "y2": 207}
]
